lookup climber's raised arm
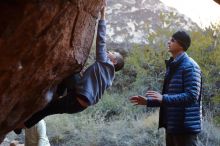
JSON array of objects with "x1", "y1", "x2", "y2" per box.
[{"x1": 96, "y1": 6, "x2": 107, "y2": 62}]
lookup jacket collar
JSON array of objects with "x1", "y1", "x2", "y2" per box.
[{"x1": 165, "y1": 52, "x2": 188, "y2": 68}]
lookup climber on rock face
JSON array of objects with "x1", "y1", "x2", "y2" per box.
[{"x1": 14, "y1": 4, "x2": 124, "y2": 132}]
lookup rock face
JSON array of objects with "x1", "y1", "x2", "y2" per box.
[
  {"x1": 214, "y1": 0, "x2": 220, "y2": 5},
  {"x1": 0, "y1": 0, "x2": 104, "y2": 141}
]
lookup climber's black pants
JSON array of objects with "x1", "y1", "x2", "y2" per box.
[
  {"x1": 24, "y1": 92, "x2": 86, "y2": 128},
  {"x1": 24, "y1": 73, "x2": 86, "y2": 128}
]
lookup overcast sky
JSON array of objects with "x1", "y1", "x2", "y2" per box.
[{"x1": 160, "y1": 0, "x2": 220, "y2": 28}]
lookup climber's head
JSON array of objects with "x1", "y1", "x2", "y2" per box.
[{"x1": 107, "y1": 51, "x2": 124, "y2": 72}]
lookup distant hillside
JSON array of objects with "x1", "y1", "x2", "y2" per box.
[{"x1": 106, "y1": 0, "x2": 199, "y2": 50}]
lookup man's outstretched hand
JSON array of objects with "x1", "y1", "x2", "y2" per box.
[
  {"x1": 129, "y1": 95, "x2": 148, "y2": 105},
  {"x1": 146, "y1": 91, "x2": 163, "y2": 103},
  {"x1": 130, "y1": 91, "x2": 163, "y2": 106}
]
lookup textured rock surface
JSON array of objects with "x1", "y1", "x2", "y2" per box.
[
  {"x1": 0, "y1": 0, "x2": 104, "y2": 141},
  {"x1": 214, "y1": 0, "x2": 220, "y2": 5}
]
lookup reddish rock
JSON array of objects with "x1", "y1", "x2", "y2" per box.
[
  {"x1": 0, "y1": 0, "x2": 105, "y2": 141},
  {"x1": 214, "y1": 0, "x2": 220, "y2": 4}
]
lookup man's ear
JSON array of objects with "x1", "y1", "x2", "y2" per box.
[{"x1": 112, "y1": 59, "x2": 117, "y2": 65}]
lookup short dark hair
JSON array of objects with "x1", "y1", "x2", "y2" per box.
[
  {"x1": 114, "y1": 53, "x2": 124, "y2": 72},
  {"x1": 172, "y1": 31, "x2": 191, "y2": 51}
]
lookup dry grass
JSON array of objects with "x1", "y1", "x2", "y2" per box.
[
  {"x1": 44, "y1": 108, "x2": 220, "y2": 146},
  {"x1": 45, "y1": 110, "x2": 165, "y2": 146}
]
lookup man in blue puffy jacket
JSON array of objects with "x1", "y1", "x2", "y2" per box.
[
  {"x1": 14, "y1": 6, "x2": 124, "y2": 131},
  {"x1": 130, "y1": 31, "x2": 202, "y2": 146}
]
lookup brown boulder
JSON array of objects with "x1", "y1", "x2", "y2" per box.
[
  {"x1": 214, "y1": 0, "x2": 220, "y2": 5},
  {"x1": 0, "y1": 0, "x2": 105, "y2": 141}
]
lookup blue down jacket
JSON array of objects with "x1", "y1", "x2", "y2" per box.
[{"x1": 147, "y1": 52, "x2": 202, "y2": 134}]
